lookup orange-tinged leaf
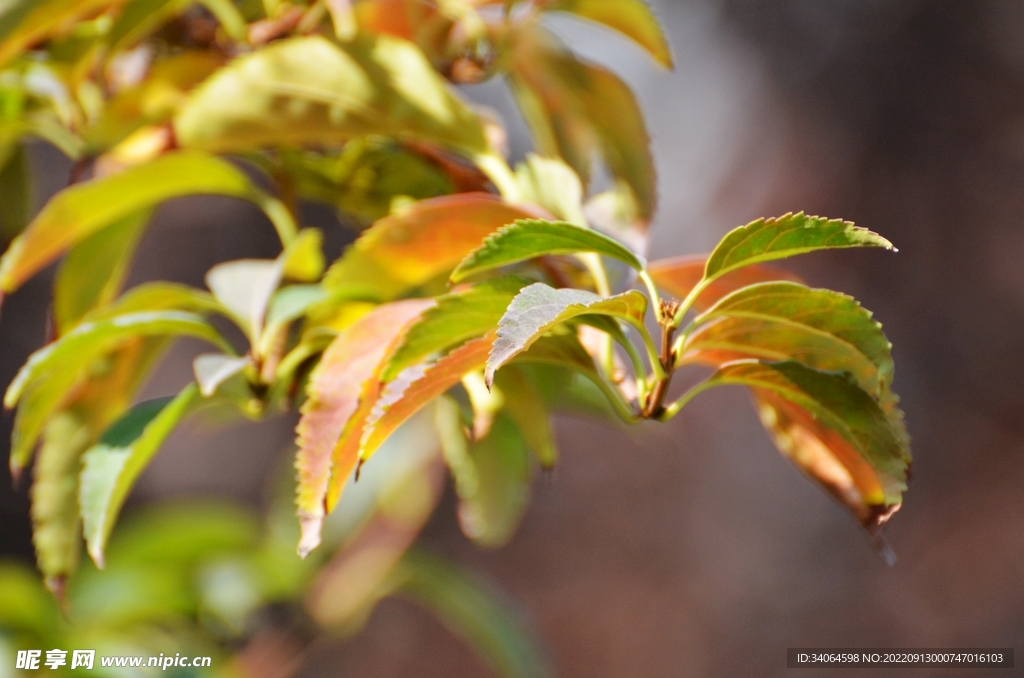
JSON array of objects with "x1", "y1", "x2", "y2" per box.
[
  {"x1": 648, "y1": 254, "x2": 802, "y2": 312},
  {"x1": 354, "y1": 0, "x2": 416, "y2": 39},
  {"x1": 359, "y1": 335, "x2": 495, "y2": 468},
  {"x1": 294, "y1": 299, "x2": 433, "y2": 557},
  {"x1": 540, "y1": 0, "x2": 673, "y2": 68},
  {"x1": 753, "y1": 390, "x2": 899, "y2": 530},
  {"x1": 325, "y1": 193, "x2": 544, "y2": 291}
]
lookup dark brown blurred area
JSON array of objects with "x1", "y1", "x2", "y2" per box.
[{"x1": 4, "y1": 0, "x2": 1024, "y2": 676}]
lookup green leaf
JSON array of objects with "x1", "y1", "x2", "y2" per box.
[
  {"x1": 684, "y1": 360, "x2": 910, "y2": 506},
  {"x1": 382, "y1": 277, "x2": 529, "y2": 381},
  {"x1": 295, "y1": 299, "x2": 433, "y2": 557},
  {"x1": 508, "y1": 27, "x2": 656, "y2": 221},
  {"x1": 0, "y1": 142, "x2": 30, "y2": 243},
  {"x1": 686, "y1": 282, "x2": 895, "y2": 394},
  {"x1": 9, "y1": 337, "x2": 171, "y2": 483},
  {"x1": 514, "y1": 154, "x2": 586, "y2": 226},
  {"x1": 0, "y1": 0, "x2": 119, "y2": 69},
  {"x1": 5, "y1": 311, "x2": 232, "y2": 409},
  {"x1": 266, "y1": 285, "x2": 329, "y2": 328},
  {"x1": 494, "y1": 366, "x2": 558, "y2": 469},
  {"x1": 451, "y1": 219, "x2": 644, "y2": 283},
  {"x1": 30, "y1": 411, "x2": 91, "y2": 593},
  {"x1": 53, "y1": 210, "x2": 150, "y2": 335},
  {"x1": 79, "y1": 385, "x2": 203, "y2": 567},
  {"x1": 194, "y1": 354, "x2": 253, "y2": 397},
  {"x1": 174, "y1": 34, "x2": 490, "y2": 158},
  {"x1": 541, "y1": 0, "x2": 673, "y2": 68},
  {"x1": 0, "y1": 152, "x2": 291, "y2": 293},
  {"x1": 205, "y1": 259, "x2": 283, "y2": 343},
  {"x1": 90, "y1": 281, "x2": 224, "y2": 319},
  {"x1": 326, "y1": 193, "x2": 540, "y2": 297},
  {"x1": 454, "y1": 414, "x2": 532, "y2": 548},
  {"x1": 487, "y1": 283, "x2": 647, "y2": 386},
  {"x1": 703, "y1": 213, "x2": 894, "y2": 283},
  {"x1": 391, "y1": 549, "x2": 553, "y2": 678}
]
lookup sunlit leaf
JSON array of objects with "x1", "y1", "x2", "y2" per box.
[
  {"x1": 206, "y1": 259, "x2": 282, "y2": 343},
  {"x1": 53, "y1": 210, "x2": 150, "y2": 335},
  {"x1": 295, "y1": 299, "x2": 432, "y2": 557},
  {"x1": 360, "y1": 335, "x2": 494, "y2": 468},
  {"x1": 488, "y1": 283, "x2": 647, "y2": 386},
  {"x1": 684, "y1": 282, "x2": 895, "y2": 394},
  {"x1": 541, "y1": 0, "x2": 673, "y2": 68},
  {"x1": 0, "y1": 152, "x2": 289, "y2": 293},
  {"x1": 451, "y1": 219, "x2": 644, "y2": 283},
  {"x1": 79, "y1": 385, "x2": 204, "y2": 567},
  {"x1": 508, "y1": 27, "x2": 655, "y2": 221},
  {"x1": 5, "y1": 311, "x2": 232, "y2": 409},
  {"x1": 754, "y1": 390, "x2": 901, "y2": 531},
  {"x1": 326, "y1": 194, "x2": 541, "y2": 295},
  {"x1": 703, "y1": 213, "x2": 894, "y2": 283},
  {"x1": 174, "y1": 34, "x2": 490, "y2": 158},
  {"x1": 382, "y1": 276, "x2": 529, "y2": 381},
  {"x1": 684, "y1": 360, "x2": 910, "y2": 508},
  {"x1": 391, "y1": 549, "x2": 553, "y2": 678},
  {"x1": 514, "y1": 154, "x2": 585, "y2": 226},
  {"x1": 648, "y1": 254, "x2": 801, "y2": 313},
  {"x1": 88, "y1": 281, "x2": 224, "y2": 318},
  {"x1": 194, "y1": 354, "x2": 252, "y2": 397}
]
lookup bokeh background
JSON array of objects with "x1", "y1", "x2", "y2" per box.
[{"x1": 3, "y1": 0, "x2": 1024, "y2": 675}]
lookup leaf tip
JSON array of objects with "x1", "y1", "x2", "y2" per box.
[
  {"x1": 297, "y1": 512, "x2": 323, "y2": 559},
  {"x1": 46, "y1": 575, "x2": 69, "y2": 614},
  {"x1": 354, "y1": 457, "x2": 365, "y2": 482},
  {"x1": 88, "y1": 547, "x2": 105, "y2": 570},
  {"x1": 9, "y1": 461, "x2": 22, "y2": 489}
]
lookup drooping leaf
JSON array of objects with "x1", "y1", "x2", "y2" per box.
[
  {"x1": 683, "y1": 282, "x2": 895, "y2": 394},
  {"x1": 451, "y1": 219, "x2": 644, "y2": 283},
  {"x1": 294, "y1": 299, "x2": 432, "y2": 557},
  {"x1": 382, "y1": 276, "x2": 529, "y2": 381},
  {"x1": 360, "y1": 335, "x2": 495, "y2": 468},
  {"x1": 5, "y1": 312, "x2": 232, "y2": 409},
  {"x1": 452, "y1": 414, "x2": 532, "y2": 548},
  {"x1": 0, "y1": 152, "x2": 289, "y2": 293},
  {"x1": 194, "y1": 354, "x2": 253, "y2": 397},
  {"x1": 683, "y1": 360, "x2": 910, "y2": 508},
  {"x1": 9, "y1": 336, "x2": 170, "y2": 482},
  {"x1": 53, "y1": 210, "x2": 150, "y2": 335},
  {"x1": 703, "y1": 213, "x2": 894, "y2": 284},
  {"x1": 494, "y1": 366, "x2": 558, "y2": 469},
  {"x1": 205, "y1": 259, "x2": 283, "y2": 344},
  {"x1": 174, "y1": 34, "x2": 490, "y2": 158},
  {"x1": 79, "y1": 385, "x2": 203, "y2": 567},
  {"x1": 326, "y1": 194, "x2": 541, "y2": 295},
  {"x1": 487, "y1": 283, "x2": 648, "y2": 386},
  {"x1": 647, "y1": 254, "x2": 802, "y2": 313},
  {"x1": 754, "y1": 390, "x2": 901, "y2": 531},
  {"x1": 508, "y1": 26, "x2": 656, "y2": 221},
  {"x1": 391, "y1": 549, "x2": 554, "y2": 678},
  {"x1": 30, "y1": 411, "x2": 91, "y2": 593},
  {"x1": 540, "y1": 0, "x2": 673, "y2": 68}
]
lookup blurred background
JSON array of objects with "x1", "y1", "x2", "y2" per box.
[{"x1": 3, "y1": 0, "x2": 1024, "y2": 675}]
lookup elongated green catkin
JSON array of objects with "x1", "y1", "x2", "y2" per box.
[{"x1": 31, "y1": 411, "x2": 92, "y2": 597}]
